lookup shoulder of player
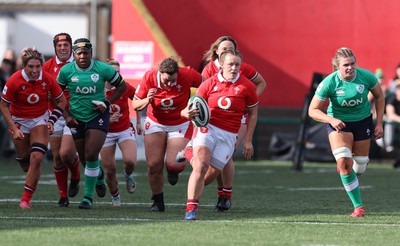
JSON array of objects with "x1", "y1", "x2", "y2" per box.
[
  {"x1": 142, "y1": 69, "x2": 158, "y2": 82},
  {"x1": 42, "y1": 57, "x2": 54, "y2": 70},
  {"x1": 355, "y1": 67, "x2": 376, "y2": 79},
  {"x1": 41, "y1": 70, "x2": 57, "y2": 80},
  {"x1": 8, "y1": 70, "x2": 23, "y2": 80},
  {"x1": 59, "y1": 62, "x2": 74, "y2": 72},
  {"x1": 179, "y1": 66, "x2": 201, "y2": 76},
  {"x1": 236, "y1": 75, "x2": 257, "y2": 91},
  {"x1": 240, "y1": 61, "x2": 256, "y2": 70}
]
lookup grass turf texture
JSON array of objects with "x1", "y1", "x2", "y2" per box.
[{"x1": 0, "y1": 159, "x2": 400, "y2": 246}]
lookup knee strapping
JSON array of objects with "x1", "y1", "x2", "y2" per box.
[
  {"x1": 332, "y1": 147, "x2": 352, "y2": 160},
  {"x1": 353, "y1": 156, "x2": 369, "y2": 175},
  {"x1": 30, "y1": 142, "x2": 48, "y2": 155}
]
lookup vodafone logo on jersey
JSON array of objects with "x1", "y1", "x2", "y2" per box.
[
  {"x1": 217, "y1": 96, "x2": 231, "y2": 109},
  {"x1": 110, "y1": 104, "x2": 121, "y2": 114},
  {"x1": 161, "y1": 98, "x2": 173, "y2": 107},
  {"x1": 27, "y1": 93, "x2": 40, "y2": 104}
]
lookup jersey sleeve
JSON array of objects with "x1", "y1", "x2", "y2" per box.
[
  {"x1": 201, "y1": 63, "x2": 214, "y2": 79},
  {"x1": 196, "y1": 77, "x2": 213, "y2": 101},
  {"x1": 1, "y1": 77, "x2": 16, "y2": 103},
  {"x1": 126, "y1": 83, "x2": 136, "y2": 100},
  {"x1": 246, "y1": 81, "x2": 259, "y2": 108},
  {"x1": 103, "y1": 63, "x2": 120, "y2": 86},
  {"x1": 240, "y1": 62, "x2": 258, "y2": 81},
  {"x1": 134, "y1": 71, "x2": 151, "y2": 99},
  {"x1": 186, "y1": 67, "x2": 203, "y2": 88},
  {"x1": 367, "y1": 71, "x2": 379, "y2": 90},
  {"x1": 57, "y1": 66, "x2": 68, "y2": 87},
  {"x1": 46, "y1": 73, "x2": 63, "y2": 100},
  {"x1": 314, "y1": 80, "x2": 330, "y2": 101}
]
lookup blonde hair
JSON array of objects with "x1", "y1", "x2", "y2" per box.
[
  {"x1": 203, "y1": 36, "x2": 237, "y2": 65},
  {"x1": 219, "y1": 49, "x2": 243, "y2": 65},
  {"x1": 332, "y1": 47, "x2": 356, "y2": 71},
  {"x1": 20, "y1": 47, "x2": 44, "y2": 67}
]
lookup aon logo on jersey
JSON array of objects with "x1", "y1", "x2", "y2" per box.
[
  {"x1": 341, "y1": 98, "x2": 363, "y2": 107},
  {"x1": 76, "y1": 86, "x2": 96, "y2": 94}
]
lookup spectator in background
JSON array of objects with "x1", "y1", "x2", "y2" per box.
[
  {"x1": 386, "y1": 81, "x2": 400, "y2": 168},
  {"x1": 0, "y1": 47, "x2": 67, "y2": 209},
  {"x1": 100, "y1": 59, "x2": 142, "y2": 206},
  {"x1": 369, "y1": 68, "x2": 393, "y2": 152},
  {"x1": 387, "y1": 64, "x2": 400, "y2": 97},
  {"x1": 0, "y1": 48, "x2": 17, "y2": 90},
  {"x1": 42, "y1": 33, "x2": 81, "y2": 207}
]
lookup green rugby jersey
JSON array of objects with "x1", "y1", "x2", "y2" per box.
[
  {"x1": 315, "y1": 67, "x2": 378, "y2": 122},
  {"x1": 57, "y1": 60, "x2": 119, "y2": 122}
]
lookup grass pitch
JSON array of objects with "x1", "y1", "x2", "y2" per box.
[{"x1": 0, "y1": 159, "x2": 400, "y2": 246}]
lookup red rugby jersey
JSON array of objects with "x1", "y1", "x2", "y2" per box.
[
  {"x1": 197, "y1": 73, "x2": 258, "y2": 133},
  {"x1": 135, "y1": 67, "x2": 202, "y2": 125},
  {"x1": 107, "y1": 83, "x2": 136, "y2": 132},
  {"x1": 201, "y1": 59, "x2": 258, "y2": 80},
  {"x1": 1, "y1": 69, "x2": 63, "y2": 118},
  {"x1": 43, "y1": 55, "x2": 73, "y2": 111}
]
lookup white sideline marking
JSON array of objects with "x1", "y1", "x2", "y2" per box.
[
  {"x1": 0, "y1": 198, "x2": 214, "y2": 207},
  {"x1": 0, "y1": 215, "x2": 399, "y2": 227},
  {"x1": 284, "y1": 185, "x2": 372, "y2": 191}
]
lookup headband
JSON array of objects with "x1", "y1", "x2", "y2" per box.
[
  {"x1": 72, "y1": 41, "x2": 92, "y2": 53},
  {"x1": 53, "y1": 33, "x2": 72, "y2": 47}
]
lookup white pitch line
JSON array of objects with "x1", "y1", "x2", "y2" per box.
[
  {"x1": 0, "y1": 216, "x2": 399, "y2": 227},
  {"x1": 0, "y1": 198, "x2": 214, "y2": 207},
  {"x1": 286, "y1": 185, "x2": 372, "y2": 191}
]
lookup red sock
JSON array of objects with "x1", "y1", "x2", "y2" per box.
[
  {"x1": 221, "y1": 187, "x2": 232, "y2": 198},
  {"x1": 184, "y1": 147, "x2": 194, "y2": 163},
  {"x1": 69, "y1": 156, "x2": 81, "y2": 180},
  {"x1": 21, "y1": 184, "x2": 36, "y2": 203},
  {"x1": 111, "y1": 189, "x2": 120, "y2": 198},
  {"x1": 217, "y1": 187, "x2": 223, "y2": 197},
  {"x1": 186, "y1": 199, "x2": 199, "y2": 212},
  {"x1": 166, "y1": 164, "x2": 185, "y2": 173},
  {"x1": 54, "y1": 166, "x2": 68, "y2": 198}
]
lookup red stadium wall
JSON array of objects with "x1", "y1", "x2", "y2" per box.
[{"x1": 112, "y1": 0, "x2": 400, "y2": 108}]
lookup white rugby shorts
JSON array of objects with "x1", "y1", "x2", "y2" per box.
[
  {"x1": 12, "y1": 111, "x2": 49, "y2": 134},
  {"x1": 103, "y1": 127, "x2": 136, "y2": 147},
  {"x1": 143, "y1": 117, "x2": 191, "y2": 139},
  {"x1": 192, "y1": 124, "x2": 237, "y2": 170}
]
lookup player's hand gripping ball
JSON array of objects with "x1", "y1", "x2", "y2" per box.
[{"x1": 189, "y1": 95, "x2": 210, "y2": 127}]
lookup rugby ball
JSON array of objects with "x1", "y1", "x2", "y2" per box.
[{"x1": 189, "y1": 95, "x2": 210, "y2": 127}]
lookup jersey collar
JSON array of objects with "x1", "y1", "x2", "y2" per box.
[
  {"x1": 22, "y1": 69, "x2": 43, "y2": 82},
  {"x1": 56, "y1": 53, "x2": 74, "y2": 65},
  {"x1": 214, "y1": 59, "x2": 222, "y2": 69},
  {"x1": 217, "y1": 70, "x2": 240, "y2": 83},
  {"x1": 74, "y1": 60, "x2": 94, "y2": 71},
  {"x1": 337, "y1": 69, "x2": 357, "y2": 83},
  {"x1": 157, "y1": 71, "x2": 177, "y2": 88}
]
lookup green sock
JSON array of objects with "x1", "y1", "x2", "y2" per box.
[
  {"x1": 84, "y1": 160, "x2": 100, "y2": 200},
  {"x1": 340, "y1": 170, "x2": 363, "y2": 208},
  {"x1": 96, "y1": 166, "x2": 105, "y2": 185}
]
